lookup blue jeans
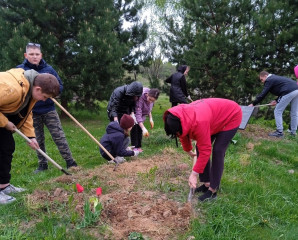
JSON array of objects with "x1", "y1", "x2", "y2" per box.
[{"x1": 275, "y1": 90, "x2": 298, "y2": 133}]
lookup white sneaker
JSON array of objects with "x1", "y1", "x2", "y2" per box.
[
  {"x1": 1, "y1": 184, "x2": 26, "y2": 195},
  {"x1": 0, "y1": 191, "x2": 16, "y2": 204}
]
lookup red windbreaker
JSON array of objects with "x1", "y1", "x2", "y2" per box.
[{"x1": 164, "y1": 98, "x2": 242, "y2": 173}]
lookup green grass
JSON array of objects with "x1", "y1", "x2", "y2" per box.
[{"x1": 1, "y1": 93, "x2": 297, "y2": 239}]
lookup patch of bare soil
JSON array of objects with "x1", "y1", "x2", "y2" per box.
[
  {"x1": 239, "y1": 124, "x2": 282, "y2": 141},
  {"x1": 25, "y1": 148, "x2": 195, "y2": 239},
  {"x1": 101, "y1": 191, "x2": 191, "y2": 240}
]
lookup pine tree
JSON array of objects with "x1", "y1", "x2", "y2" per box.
[
  {"x1": 0, "y1": 0, "x2": 148, "y2": 108},
  {"x1": 160, "y1": 0, "x2": 297, "y2": 104}
]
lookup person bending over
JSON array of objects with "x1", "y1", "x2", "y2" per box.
[
  {"x1": 0, "y1": 68, "x2": 59, "y2": 204},
  {"x1": 164, "y1": 98, "x2": 242, "y2": 201}
]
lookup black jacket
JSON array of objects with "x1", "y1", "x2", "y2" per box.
[
  {"x1": 107, "y1": 81, "x2": 143, "y2": 120},
  {"x1": 253, "y1": 74, "x2": 298, "y2": 105},
  {"x1": 165, "y1": 65, "x2": 188, "y2": 103},
  {"x1": 99, "y1": 121, "x2": 135, "y2": 160}
]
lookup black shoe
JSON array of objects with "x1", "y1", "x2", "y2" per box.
[
  {"x1": 34, "y1": 163, "x2": 48, "y2": 174},
  {"x1": 66, "y1": 161, "x2": 77, "y2": 169},
  {"x1": 198, "y1": 190, "x2": 217, "y2": 202},
  {"x1": 194, "y1": 184, "x2": 209, "y2": 193},
  {"x1": 268, "y1": 131, "x2": 284, "y2": 138}
]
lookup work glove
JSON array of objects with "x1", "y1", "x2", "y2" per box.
[
  {"x1": 142, "y1": 127, "x2": 149, "y2": 137},
  {"x1": 187, "y1": 95, "x2": 193, "y2": 102},
  {"x1": 149, "y1": 117, "x2": 154, "y2": 129},
  {"x1": 131, "y1": 112, "x2": 137, "y2": 124},
  {"x1": 134, "y1": 150, "x2": 140, "y2": 157}
]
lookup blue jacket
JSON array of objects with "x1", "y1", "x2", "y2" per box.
[
  {"x1": 99, "y1": 121, "x2": 135, "y2": 160},
  {"x1": 16, "y1": 59, "x2": 63, "y2": 114},
  {"x1": 253, "y1": 74, "x2": 298, "y2": 105}
]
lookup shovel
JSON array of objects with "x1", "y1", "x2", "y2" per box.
[
  {"x1": 187, "y1": 149, "x2": 197, "y2": 202},
  {"x1": 14, "y1": 129, "x2": 71, "y2": 175},
  {"x1": 51, "y1": 98, "x2": 119, "y2": 169}
]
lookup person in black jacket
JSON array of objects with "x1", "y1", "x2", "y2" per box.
[
  {"x1": 100, "y1": 114, "x2": 140, "y2": 163},
  {"x1": 249, "y1": 71, "x2": 298, "y2": 137},
  {"x1": 165, "y1": 65, "x2": 191, "y2": 107},
  {"x1": 107, "y1": 81, "x2": 143, "y2": 122}
]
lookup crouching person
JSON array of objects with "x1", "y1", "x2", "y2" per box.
[
  {"x1": 0, "y1": 68, "x2": 60, "y2": 204},
  {"x1": 100, "y1": 114, "x2": 140, "y2": 163}
]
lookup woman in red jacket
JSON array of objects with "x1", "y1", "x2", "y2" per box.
[{"x1": 164, "y1": 98, "x2": 242, "y2": 201}]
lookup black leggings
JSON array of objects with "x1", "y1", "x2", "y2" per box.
[
  {"x1": 0, "y1": 128, "x2": 15, "y2": 184},
  {"x1": 198, "y1": 127, "x2": 238, "y2": 190},
  {"x1": 131, "y1": 124, "x2": 143, "y2": 148}
]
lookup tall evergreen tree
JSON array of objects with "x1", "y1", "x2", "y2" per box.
[
  {"x1": 0, "y1": 0, "x2": 148, "y2": 108},
  {"x1": 160, "y1": 0, "x2": 297, "y2": 104}
]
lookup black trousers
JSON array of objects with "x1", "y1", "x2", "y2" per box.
[
  {"x1": 0, "y1": 128, "x2": 15, "y2": 184},
  {"x1": 131, "y1": 124, "x2": 143, "y2": 148},
  {"x1": 198, "y1": 127, "x2": 238, "y2": 190}
]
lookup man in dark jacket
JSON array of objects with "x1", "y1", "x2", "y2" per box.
[
  {"x1": 165, "y1": 65, "x2": 191, "y2": 107},
  {"x1": 249, "y1": 71, "x2": 298, "y2": 137},
  {"x1": 107, "y1": 81, "x2": 143, "y2": 122},
  {"x1": 16, "y1": 43, "x2": 77, "y2": 173}
]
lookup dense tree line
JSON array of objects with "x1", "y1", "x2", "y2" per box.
[
  {"x1": 0, "y1": 0, "x2": 148, "y2": 108},
  {"x1": 159, "y1": 0, "x2": 297, "y2": 104},
  {"x1": 0, "y1": 0, "x2": 296, "y2": 107}
]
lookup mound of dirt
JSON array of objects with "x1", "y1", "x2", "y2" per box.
[
  {"x1": 25, "y1": 148, "x2": 195, "y2": 239},
  {"x1": 101, "y1": 191, "x2": 191, "y2": 239}
]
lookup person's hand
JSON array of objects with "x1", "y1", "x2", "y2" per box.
[
  {"x1": 188, "y1": 171, "x2": 199, "y2": 188},
  {"x1": 131, "y1": 113, "x2": 137, "y2": 124},
  {"x1": 5, "y1": 121, "x2": 16, "y2": 131},
  {"x1": 187, "y1": 95, "x2": 193, "y2": 102},
  {"x1": 270, "y1": 100, "x2": 277, "y2": 106},
  {"x1": 187, "y1": 150, "x2": 196, "y2": 157},
  {"x1": 248, "y1": 104, "x2": 254, "y2": 107},
  {"x1": 114, "y1": 117, "x2": 119, "y2": 123},
  {"x1": 134, "y1": 150, "x2": 140, "y2": 157},
  {"x1": 27, "y1": 138, "x2": 39, "y2": 150},
  {"x1": 142, "y1": 127, "x2": 149, "y2": 137},
  {"x1": 149, "y1": 117, "x2": 154, "y2": 129}
]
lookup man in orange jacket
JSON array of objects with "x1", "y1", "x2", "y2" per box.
[
  {"x1": 0, "y1": 68, "x2": 59, "y2": 204},
  {"x1": 164, "y1": 98, "x2": 242, "y2": 201}
]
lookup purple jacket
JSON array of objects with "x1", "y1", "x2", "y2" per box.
[{"x1": 135, "y1": 88, "x2": 154, "y2": 123}]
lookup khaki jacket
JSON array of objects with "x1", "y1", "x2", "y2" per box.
[{"x1": 0, "y1": 68, "x2": 37, "y2": 137}]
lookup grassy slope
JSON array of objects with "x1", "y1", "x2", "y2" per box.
[{"x1": 0, "y1": 94, "x2": 297, "y2": 240}]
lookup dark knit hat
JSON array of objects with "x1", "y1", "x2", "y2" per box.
[{"x1": 120, "y1": 114, "x2": 134, "y2": 129}]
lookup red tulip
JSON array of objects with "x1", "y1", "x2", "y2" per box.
[
  {"x1": 76, "y1": 183, "x2": 84, "y2": 193},
  {"x1": 96, "y1": 187, "x2": 102, "y2": 196}
]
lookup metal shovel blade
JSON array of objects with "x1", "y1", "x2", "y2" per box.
[{"x1": 187, "y1": 187, "x2": 195, "y2": 202}]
